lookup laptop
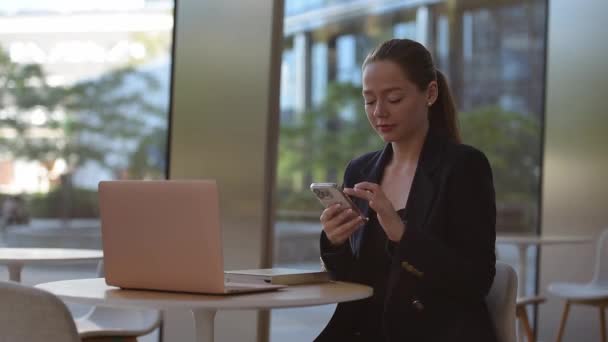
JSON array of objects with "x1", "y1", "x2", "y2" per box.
[{"x1": 98, "y1": 180, "x2": 285, "y2": 294}]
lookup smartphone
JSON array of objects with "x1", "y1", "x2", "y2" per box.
[{"x1": 310, "y1": 182, "x2": 365, "y2": 218}]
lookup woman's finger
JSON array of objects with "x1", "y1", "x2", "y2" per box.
[
  {"x1": 325, "y1": 208, "x2": 358, "y2": 229},
  {"x1": 343, "y1": 187, "x2": 373, "y2": 201},
  {"x1": 331, "y1": 216, "x2": 364, "y2": 242},
  {"x1": 319, "y1": 203, "x2": 343, "y2": 222},
  {"x1": 353, "y1": 182, "x2": 380, "y2": 192}
]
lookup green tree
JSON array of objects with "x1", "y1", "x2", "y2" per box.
[
  {"x1": 58, "y1": 65, "x2": 165, "y2": 173},
  {"x1": 460, "y1": 106, "x2": 541, "y2": 204},
  {"x1": 0, "y1": 47, "x2": 165, "y2": 176},
  {"x1": 277, "y1": 82, "x2": 381, "y2": 211},
  {"x1": 127, "y1": 126, "x2": 167, "y2": 179},
  {"x1": 0, "y1": 48, "x2": 59, "y2": 164},
  {"x1": 0, "y1": 46, "x2": 167, "y2": 218}
]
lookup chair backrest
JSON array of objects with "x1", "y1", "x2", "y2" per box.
[
  {"x1": 0, "y1": 281, "x2": 80, "y2": 342},
  {"x1": 485, "y1": 261, "x2": 518, "y2": 342},
  {"x1": 591, "y1": 228, "x2": 608, "y2": 287}
]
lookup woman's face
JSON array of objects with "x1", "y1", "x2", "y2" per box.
[{"x1": 362, "y1": 60, "x2": 436, "y2": 143}]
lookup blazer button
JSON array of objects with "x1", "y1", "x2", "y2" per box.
[{"x1": 412, "y1": 299, "x2": 424, "y2": 311}]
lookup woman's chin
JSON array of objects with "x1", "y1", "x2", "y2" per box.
[{"x1": 377, "y1": 132, "x2": 398, "y2": 142}]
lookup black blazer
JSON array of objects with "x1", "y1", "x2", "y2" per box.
[{"x1": 317, "y1": 130, "x2": 497, "y2": 342}]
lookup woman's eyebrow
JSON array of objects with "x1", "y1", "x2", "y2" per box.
[{"x1": 362, "y1": 87, "x2": 403, "y2": 95}]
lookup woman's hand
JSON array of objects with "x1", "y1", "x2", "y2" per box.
[
  {"x1": 343, "y1": 182, "x2": 405, "y2": 242},
  {"x1": 320, "y1": 204, "x2": 365, "y2": 246}
]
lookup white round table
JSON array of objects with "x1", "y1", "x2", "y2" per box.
[
  {"x1": 0, "y1": 248, "x2": 103, "y2": 282},
  {"x1": 37, "y1": 278, "x2": 372, "y2": 342},
  {"x1": 496, "y1": 234, "x2": 593, "y2": 296}
]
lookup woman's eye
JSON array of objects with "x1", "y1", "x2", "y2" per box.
[
  {"x1": 364, "y1": 100, "x2": 376, "y2": 105},
  {"x1": 388, "y1": 98, "x2": 402, "y2": 104}
]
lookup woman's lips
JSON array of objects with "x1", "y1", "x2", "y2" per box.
[{"x1": 377, "y1": 124, "x2": 396, "y2": 133}]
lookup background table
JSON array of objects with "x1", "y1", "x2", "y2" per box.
[
  {"x1": 37, "y1": 278, "x2": 372, "y2": 342},
  {"x1": 0, "y1": 248, "x2": 103, "y2": 282},
  {"x1": 496, "y1": 234, "x2": 592, "y2": 296},
  {"x1": 497, "y1": 234, "x2": 593, "y2": 342}
]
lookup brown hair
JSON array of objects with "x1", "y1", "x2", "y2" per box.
[{"x1": 362, "y1": 39, "x2": 461, "y2": 143}]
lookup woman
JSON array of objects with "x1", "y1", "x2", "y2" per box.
[{"x1": 316, "y1": 39, "x2": 497, "y2": 341}]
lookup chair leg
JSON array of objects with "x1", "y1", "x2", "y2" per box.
[
  {"x1": 517, "y1": 306, "x2": 535, "y2": 342},
  {"x1": 600, "y1": 304, "x2": 606, "y2": 342},
  {"x1": 556, "y1": 301, "x2": 570, "y2": 342}
]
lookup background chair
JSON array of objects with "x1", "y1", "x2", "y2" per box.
[
  {"x1": 0, "y1": 280, "x2": 80, "y2": 342},
  {"x1": 75, "y1": 261, "x2": 162, "y2": 341},
  {"x1": 548, "y1": 228, "x2": 608, "y2": 342},
  {"x1": 486, "y1": 261, "x2": 518, "y2": 342},
  {"x1": 515, "y1": 295, "x2": 546, "y2": 342}
]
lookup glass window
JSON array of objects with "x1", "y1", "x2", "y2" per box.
[
  {"x1": 273, "y1": 0, "x2": 547, "y2": 340},
  {"x1": 0, "y1": 2, "x2": 174, "y2": 338}
]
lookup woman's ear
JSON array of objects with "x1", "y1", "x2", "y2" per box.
[{"x1": 426, "y1": 81, "x2": 439, "y2": 106}]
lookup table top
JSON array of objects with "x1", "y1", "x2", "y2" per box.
[
  {"x1": 0, "y1": 248, "x2": 103, "y2": 264},
  {"x1": 36, "y1": 278, "x2": 373, "y2": 311},
  {"x1": 496, "y1": 234, "x2": 593, "y2": 245}
]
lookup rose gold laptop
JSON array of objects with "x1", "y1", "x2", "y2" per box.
[{"x1": 98, "y1": 180, "x2": 285, "y2": 294}]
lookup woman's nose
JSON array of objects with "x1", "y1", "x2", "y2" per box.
[{"x1": 373, "y1": 101, "x2": 388, "y2": 117}]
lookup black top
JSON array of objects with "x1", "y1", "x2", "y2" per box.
[{"x1": 354, "y1": 208, "x2": 407, "y2": 340}]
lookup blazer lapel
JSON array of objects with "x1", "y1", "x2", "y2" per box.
[
  {"x1": 349, "y1": 144, "x2": 393, "y2": 257},
  {"x1": 384, "y1": 130, "x2": 445, "y2": 312},
  {"x1": 403, "y1": 130, "x2": 444, "y2": 234}
]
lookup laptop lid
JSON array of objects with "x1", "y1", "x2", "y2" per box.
[{"x1": 98, "y1": 180, "x2": 225, "y2": 293}]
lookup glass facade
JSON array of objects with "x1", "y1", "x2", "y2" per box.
[
  {"x1": 0, "y1": 0, "x2": 551, "y2": 339},
  {"x1": 0, "y1": 2, "x2": 174, "y2": 339},
  {"x1": 0, "y1": 0, "x2": 173, "y2": 244},
  {"x1": 273, "y1": 0, "x2": 546, "y2": 340}
]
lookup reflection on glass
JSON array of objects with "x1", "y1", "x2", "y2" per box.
[
  {"x1": 273, "y1": 1, "x2": 546, "y2": 340},
  {"x1": 0, "y1": 1, "x2": 174, "y2": 254}
]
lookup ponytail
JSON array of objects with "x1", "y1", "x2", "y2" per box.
[{"x1": 430, "y1": 70, "x2": 461, "y2": 143}]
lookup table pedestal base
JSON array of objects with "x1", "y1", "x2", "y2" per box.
[
  {"x1": 192, "y1": 309, "x2": 216, "y2": 342},
  {"x1": 8, "y1": 264, "x2": 22, "y2": 282}
]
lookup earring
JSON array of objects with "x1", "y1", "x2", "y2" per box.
[{"x1": 427, "y1": 102, "x2": 433, "y2": 107}]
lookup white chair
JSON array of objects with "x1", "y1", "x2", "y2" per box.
[
  {"x1": 486, "y1": 261, "x2": 518, "y2": 342},
  {"x1": 75, "y1": 261, "x2": 162, "y2": 340},
  {"x1": 548, "y1": 228, "x2": 608, "y2": 342},
  {"x1": 0, "y1": 280, "x2": 80, "y2": 342},
  {"x1": 515, "y1": 295, "x2": 546, "y2": 342}
]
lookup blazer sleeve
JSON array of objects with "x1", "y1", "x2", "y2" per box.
[
  {"x1": 319, "y1": 160, "x2": 357, "y2": 281},
  {"x1": 397, "y1": 148, "x2": 496, "y2": 299}
]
